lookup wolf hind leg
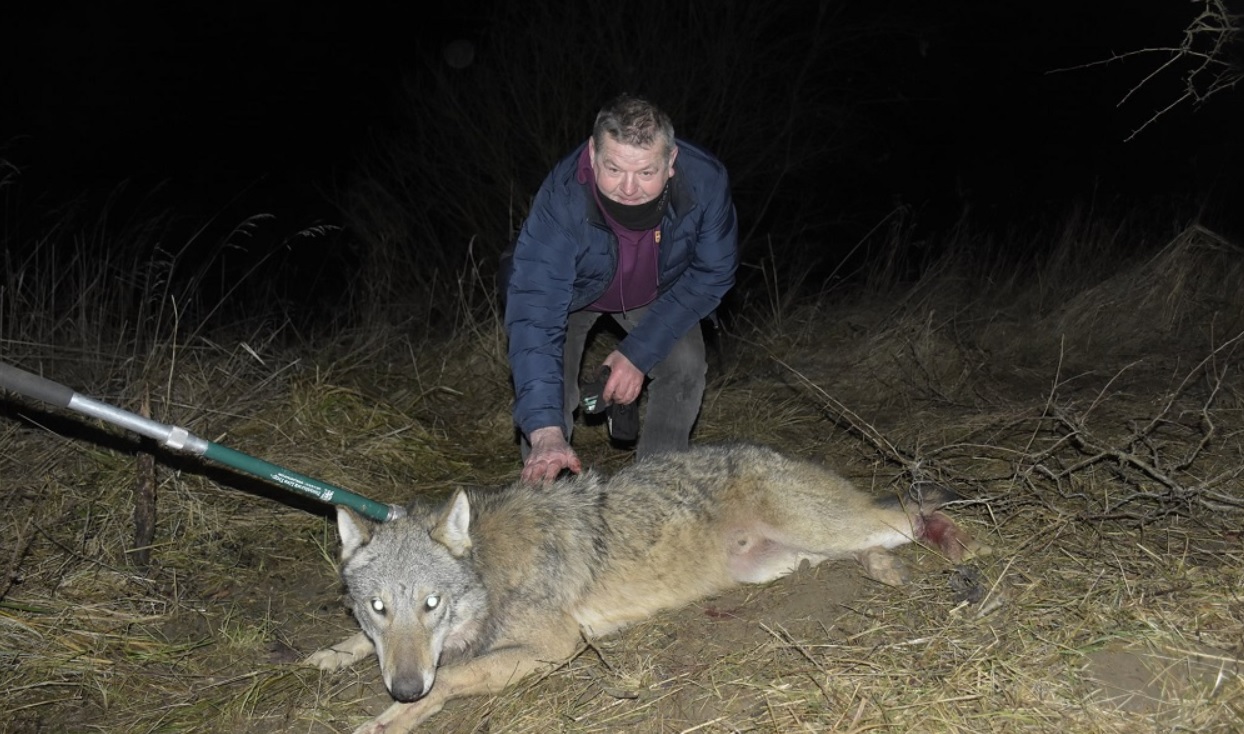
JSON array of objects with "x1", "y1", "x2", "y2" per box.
[
  {"x1": 920, "y1": 510, "x2": 987, "y2": 561},
  {"x1": 725, "y1": 526, "x2": 830, "y2": 584},
  {"x1": 855, "y1": 546, "x2": 911, "y2": 586},
  {"x1": 305, "y1": 631, "x2": 375, "y2": 671}
]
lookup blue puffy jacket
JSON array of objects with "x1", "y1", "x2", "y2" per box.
[{"x1": 502, "y1": 138, "x2": 738, "y2": 438}]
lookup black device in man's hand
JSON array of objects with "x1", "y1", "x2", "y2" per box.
[
  {"x1": 579, "y1": 365, "x2": 639, "y2": 443},
  {"x1": 579, "y1": 366, "x2": 611, "y2": 415}
]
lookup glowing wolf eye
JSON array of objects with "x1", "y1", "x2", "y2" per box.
[
  {"x1": 370, "y1": 598, "x2": 385, "y2": 614},
  {"x1": 425, "y1": 594, "x2": 440, "y2": 611}
]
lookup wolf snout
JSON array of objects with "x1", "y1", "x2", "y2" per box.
[{"x1": 387, "y1": 673, "x2": 433, "y2": 702}]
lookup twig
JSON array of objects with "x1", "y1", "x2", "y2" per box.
[
  {"x1": 0, "y1": 517, "x2": 36, "y2": 603},
  {"x1": 1048, "y1": 0, "x2": 1241, "y2": 140},
  {"x1": 774, "y1": 356, "x2": 913, "y2": 469}
]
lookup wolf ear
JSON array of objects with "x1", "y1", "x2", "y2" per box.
[
  {"x1": 336, "y1": 506, "x2": 373, "y2": 561},
  {"x1": 430, "y1": 490, "x2": 473, "y2": 557}
]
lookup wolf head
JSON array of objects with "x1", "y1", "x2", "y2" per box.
[{"x1": 336, "y1": 490, "x2": 489, "y2": 702}]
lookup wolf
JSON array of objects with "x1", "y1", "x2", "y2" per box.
[{"x1": 306, "y1": 442, "x2": 979, "y2": 734}]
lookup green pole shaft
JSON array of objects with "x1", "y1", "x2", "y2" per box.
[
  {"x1": 201, "y1": 443, "x2": 395, "y2": 521},
  {"x1": 0, "y1": 360, "x2": 399, "y2": 522}
]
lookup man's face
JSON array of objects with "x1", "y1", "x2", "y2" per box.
[{"x1": 589, "y1": 135, "x2": 677, "y2": 205}]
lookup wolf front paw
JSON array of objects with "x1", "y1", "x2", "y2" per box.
[
  {"x1": 351, "y1": 701, "x2": 431, "y2": 734},
  {"x1": 304, "y1": 631, "x2": 374, "y2": 671},
  {"x1": 350, "y1": 719, "x2": 388, "y2": 734},
  {"x1": 304, "y1": 648, "x2": 359, "y2": 671}
]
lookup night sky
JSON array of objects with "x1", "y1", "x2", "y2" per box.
[
  {"x1": 2, "y1": 3, "x2": 457, "y2": 212},
  {"x1": 3, "y1": 1, "x2": 1241, "y2": 238}
]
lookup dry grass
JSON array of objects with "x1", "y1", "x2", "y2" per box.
[
  {"x1": 6, "y1": 3, "x2": 1238, "y2": 728},
  {"x1": 3, "y1": 217, "x2": 1244, "y2": 734}
]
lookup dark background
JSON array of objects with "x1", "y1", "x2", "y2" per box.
[{"x1": 3, "y1": 1, "x2": 1241, "y2": 274}]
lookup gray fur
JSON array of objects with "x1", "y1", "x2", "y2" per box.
[{"x1": 307, "y1": 442, "x2": 978, "y2": 733}]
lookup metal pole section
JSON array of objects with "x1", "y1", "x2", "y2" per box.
[
  {"x1": 67, "y1": 393, "x2": 211, "y2": 454},
  {"x1": 0, "y1": 361, "x2": 401, "y2": 522}
]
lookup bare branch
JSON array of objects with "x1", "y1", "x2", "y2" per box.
[
  {"x1": 1123, "y1": 0, "x2": 1241, "y2": 140},
  {"x1": 1050, "y1": 0, "x2": 1241, "y2": 141}
]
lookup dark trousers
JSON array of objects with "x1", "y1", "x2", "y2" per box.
[{"x1": 522, "y1": 303, "x2": 707, "y2": 459}]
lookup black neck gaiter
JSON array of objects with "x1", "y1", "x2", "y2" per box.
[{"x1": 596, "y1": 183, "x2": 669, "y2": 230}]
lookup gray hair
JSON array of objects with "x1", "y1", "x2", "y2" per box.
[{"x1": 592, "y1": 94, "x2": 676, "y2": 161}]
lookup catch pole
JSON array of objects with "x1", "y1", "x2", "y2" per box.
[{"x1": 0, "y1": 361, "x2": 401, "y2": 522}]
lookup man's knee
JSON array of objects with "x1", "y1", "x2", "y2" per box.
[{"x1": 652, "y1": 328, "x2": 707, "y2": 382}]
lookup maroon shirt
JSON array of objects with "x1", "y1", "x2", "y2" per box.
[{"x1": 575, "y1": 146, "x2": 661, "y2": 313}]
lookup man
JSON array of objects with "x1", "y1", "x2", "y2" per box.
[{"x1": 502, "y1": 94, "x2": 738, "y2": 484}]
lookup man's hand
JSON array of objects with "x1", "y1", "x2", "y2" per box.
[
  {"x1": 602, "y1": 351, "x2": 643, "y2": 405},
  {"x1": 522, "y1": 426, "x2": 583, "y2": 484}
]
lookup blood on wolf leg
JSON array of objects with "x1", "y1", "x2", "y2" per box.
[{"x1": 917, "y1": 512, "x2": 979, "y2": 562}]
